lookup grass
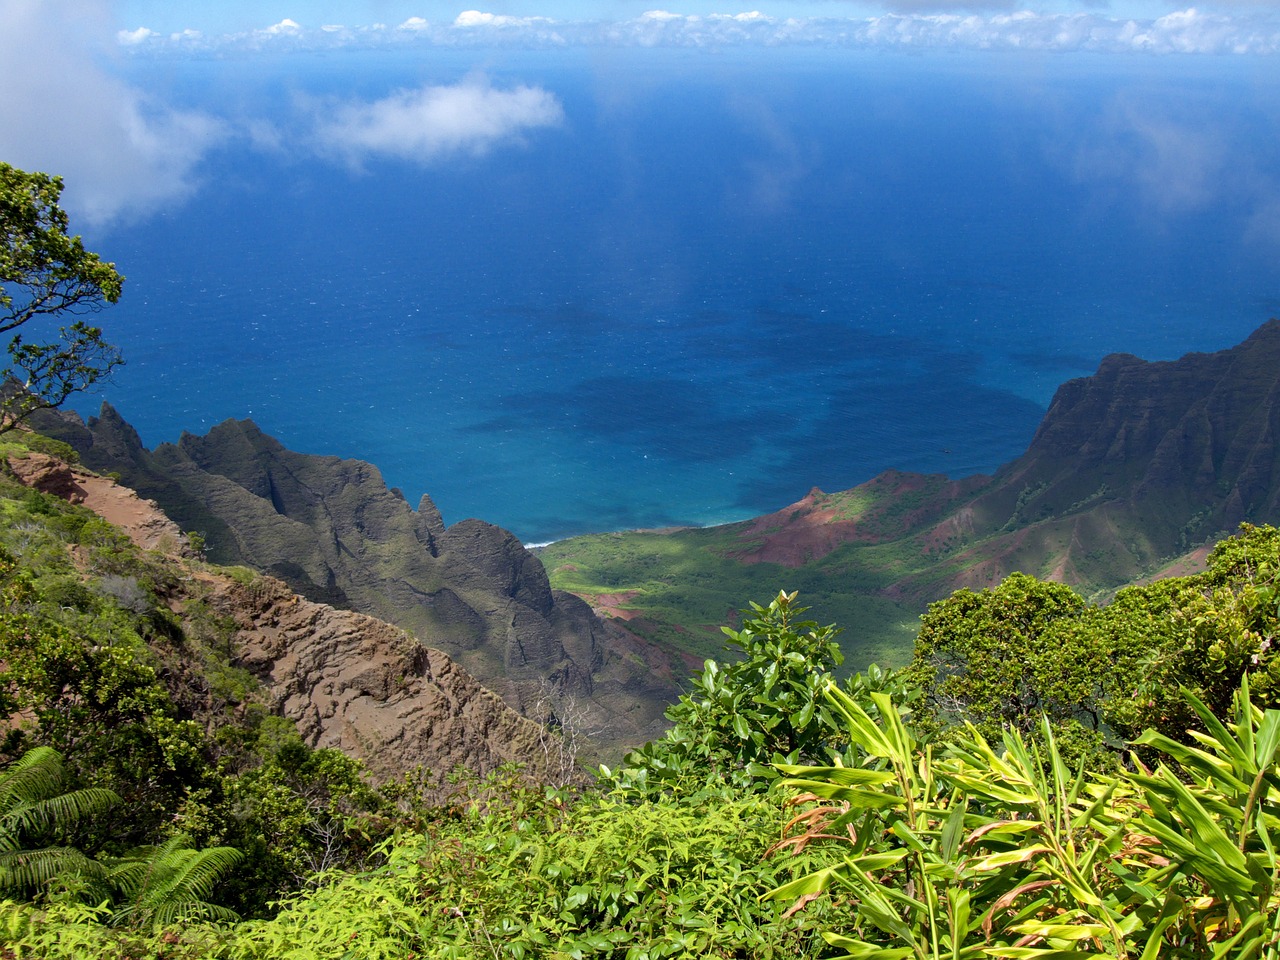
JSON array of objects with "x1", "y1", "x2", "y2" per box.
[
  {"x1": 537, "y1": 525, "x2": 930, "y2": 673},
  {"x1": 537, "y1": 464, "x2": 1174, "y2": 678}
]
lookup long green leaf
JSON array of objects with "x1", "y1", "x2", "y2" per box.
[{"x1": 775, "y1": 764, "x2": 897, "y2": 787}]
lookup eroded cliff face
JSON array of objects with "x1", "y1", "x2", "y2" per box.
[
  {"x1": 41, "y1": 410, "x2": 676, "y2": 757},
  {"x1": 713, "y1": 320, "x2": 1280, "y2": 602},
  {"x1": 922, "y1": 318, "x2": 1280, "y2": 593},
  {"x1": 200, "y1": 572, "x2": 554, "y2": 783},
  {"x1": 4, "y1": 446, "x2": 562, "y2": 784}
]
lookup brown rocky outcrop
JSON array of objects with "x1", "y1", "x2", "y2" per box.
[
  {"x1": 6, "y1": 449, "x2": 190, "y2": 554},
  {"x1": 5, "y1": 449, "x2": 565, "y2": 782},
  {"x1": 201, "y1": 573, "x2": 552, "y2": 782},
  {"x1": 34, "y1": 409, "x2": 678, "y2": 757}
]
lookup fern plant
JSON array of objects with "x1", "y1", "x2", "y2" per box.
[
  {"x1": 0, "y1": 746, "x2": 118, "y2": 900},
  {"x1": 105, "y1": 833, "x2": 243, "y2": 930}
]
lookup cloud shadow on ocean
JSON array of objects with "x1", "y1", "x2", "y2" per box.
[
  {"x1": 735, "y1": 374, "x2": 1046, "y2": 512},
  {"x1": 466, "y1": 375, "x2": 797, "y2": 464}
]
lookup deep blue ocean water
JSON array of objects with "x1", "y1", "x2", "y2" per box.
[{"x1": 69, "y1": 49, "x2": 1280, "y2": 543}]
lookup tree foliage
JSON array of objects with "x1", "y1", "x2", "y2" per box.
[
  {"x1": 909, "y1": 572, "x2": 1097, "y2": 751},
  {"x1": 909, "y1": 524, "x2": 1280, "y2": 766},
  {"x1": 604, "y1": 590, "x2": 853, "y2": 796},
  {"x1": 0, "y1": 543, "x2": 210, "y2": 849},
  {"x1": 0, "y1": 163, "x2": 123, "y2": 429}
]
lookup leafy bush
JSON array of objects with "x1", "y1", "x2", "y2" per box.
[
  {"x1": 909, "y1": 524, "x2": 1280, "y2": 767},
  {"x1": 771, "y1": 676, "x2": 1280, "y2": 959},
  {"x1": 604, "y1": 590, "x2": 853, "y2": 797},
  {"x1": 222, "y1": 784, "x2": 838, "y2": 960}
]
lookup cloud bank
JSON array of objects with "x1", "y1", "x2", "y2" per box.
[
  {"x1": 312, "y1": 81, "x2": 565, "y2": 168},
  {"x1": 0, "y1": 0, "x2": 223, "y2": 227},
  {"x1": 117, "y1": 7, "x2": 1280, "y2": 54}
]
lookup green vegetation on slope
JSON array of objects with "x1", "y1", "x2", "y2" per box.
[
  {"x1": 3, "y1": 411, "x2": 1280, "y2": 958},
  {"x1": 537, "y1": 525, "x2": 922, "y2": 671},
  {"x1": 3, "y1": 522, "x2": 1280, "y2": 958},
  {"x1": 0, "y1": 431, "x2": 443, "y2": 921}
]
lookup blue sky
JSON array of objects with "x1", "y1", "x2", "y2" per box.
[
  {"x1": 3, "y1": 0, "x2": 1279, "y2": 227},
  {"x1": 110, "y1": 0, "x2": 1280, "y2": 39},
  {"x1": 111, "y1": 0, "x2": 1266, "y2": 33}
]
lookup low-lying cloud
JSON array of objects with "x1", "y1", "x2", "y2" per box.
[
  {"x1": 312, "y1": 81, "x2": 565, "y2": 168},
  {"x1": 0, "y1": 0, "x2": 222, "y2": 227},
  {"x1": 118, "y1": 7, "x2": 1280, "y2": 55}
]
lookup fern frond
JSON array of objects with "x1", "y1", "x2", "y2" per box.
[
  {"x1": 0, "y1": 844, "x2": 104, "y2": 897},
  {"x1": 0, "y1": 747, "x2": 66, "y2": 811},
  {"x1": 0, "y1": 786, "x2": 121, "y2": 841},
  {"x1": 107, "y1": 839, "x2": 244, "y2": 930}
]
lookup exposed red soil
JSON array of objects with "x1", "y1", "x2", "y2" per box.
[
  {"x1": 7, "y1": 451, "x2": 189, "y2": 555},
  {"x1": 588, "y1": 590, "x2": 644, "y2": 620},
  {"x1": 725, "y1": 472, "x2": 981, "y2": 568}
]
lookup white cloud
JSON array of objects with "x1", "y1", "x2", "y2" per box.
[
  {"x1": 1066, "y1": 94, "x2": 1232, "y2": 215},
  {"x1": 1057, "y1": 89, "x2": 1280, "y2": 251},
  {"x1": 456, "y1": 10, "x2": 508, "y2": 26},
  {"x1": 849, "y1": 7, "x2": 1280, "y2": 51},
  {"x1": 729, "y1": 97, "x2": 812, "y2": 215},
  {"x1": 116, "y1": 26, "x2": 156, "y2": 45},
  {"x1": 114, "y1": 5, "x2": 1280, "y2": 53},
  {"x1": 0, "y1": 0, "x2": 223, "y2": 227},
  {"x1": 453, "y1": 10, "x2": 557, "y2": 29},
  {"x1": 882, "y1": 0, "x2": 1016, "y2": 12},
  {"x1": 312, "y1": 80, "x2": 564, "y2": 168}
]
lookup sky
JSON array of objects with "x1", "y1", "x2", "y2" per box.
[
  {"x1": 110, "y1": 0, "x2": 1280, "y2": 32},
  {"x1": 3, "y1": 0, "x2": 1279, "y2": 226}
]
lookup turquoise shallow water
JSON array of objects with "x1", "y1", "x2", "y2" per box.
[{"x1": 71, "y1": 50, "x2": 1280, "y2": 543}]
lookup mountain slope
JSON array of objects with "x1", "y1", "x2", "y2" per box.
[
  {"x1": 539, "y1": 319, "x2": 1280, "y2": 664},
  {"x1": 2, "y1": 443, "x2": 554, "y2": 784},
  {"x1": 888, "y1": 317, "x2": 1280, "y2": 597},
  {"x1": 37, "y1": 320, "x2": 1280, "y2": 728},
  {"x1": 37, "y1": 409, "x2": 679, "y2": 757}
]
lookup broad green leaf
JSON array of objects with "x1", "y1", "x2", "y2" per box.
[
  {"x1": 781, "y1": 780, "x2": 907, "y2": 810},
  {"x1": 775, "y1": 764, "x2": 896, "y2": 787},
  {"x1": 762, "y1": 865, "x2": 843, "y2": 902},
  {"x1": 1010, "y1": 921, "x2": 1111, "y2": 940},
  {"x1": 985, "y1": 950, "x2": 1106, "y2": 959},
  {"x1": 822, "y1": 933, "x2": 915, "y2": 959},
  {"x1": 1253, "y1": 709, "x2": 1280, "y2": 771},
  {"x1": 969, "y1": 845, "x2": 1054, "y2": 872}
]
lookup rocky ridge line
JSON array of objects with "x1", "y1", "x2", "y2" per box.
[
  {"x1": 5, "y1": 446, "x2": 559, "y2": 783},
  {"x1": 35, "y1": 410, "x2": 678, "y2": 757}
]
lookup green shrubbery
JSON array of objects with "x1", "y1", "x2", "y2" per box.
[
  {"x1": 2, "y1": 425, "x2": 1280, "y2": 958},
  {"x1": 909, "y1": 523, "x2": 1280, "y2": 769},
  {"x1": 771, "y1": 678, "x2": 1280, "y2": 958}
]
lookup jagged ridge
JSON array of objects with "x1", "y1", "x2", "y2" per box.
[
  {"x1": 5, "y1": 448, "x2": 553, "y2": 783},
  {"x1": 726, "y1": 318, "x2": 1280, "y2": 599},
  {"x1": 38, "y1": 409, "x2": 678, "y2": 757}
]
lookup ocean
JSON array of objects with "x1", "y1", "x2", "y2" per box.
[{"x1": 70, "y1": 48, "x2": 1280, "y2": 544}]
